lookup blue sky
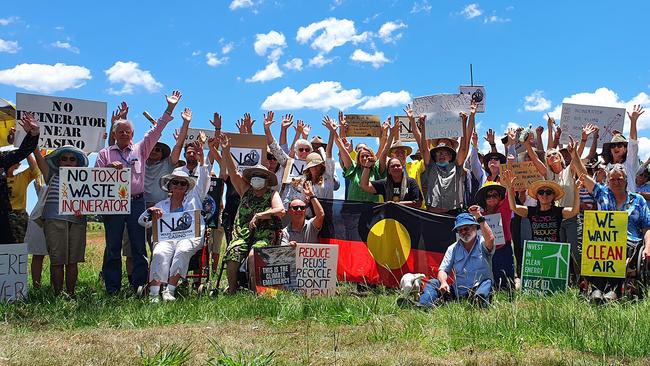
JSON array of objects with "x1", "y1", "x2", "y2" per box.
[{"x1": 1, "y1": 0, "x2": 649, "y2": 205}]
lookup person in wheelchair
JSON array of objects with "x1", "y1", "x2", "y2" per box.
[{"x1": 138, "y1": 169, "x2": 205, "y2": 302}]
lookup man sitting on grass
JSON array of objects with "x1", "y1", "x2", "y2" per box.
[{"x1": 419, "y1": 206, "x2": 495, "y2": 308}]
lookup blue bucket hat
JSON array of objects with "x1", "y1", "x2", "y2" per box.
[
  {"x1": 45, "y1": 145, "x2": 89, "y2": 171},
  {"x1": 453, "y1": 213, "x2": 480, "y2": 232}
]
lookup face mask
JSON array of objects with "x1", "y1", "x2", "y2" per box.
[
  {"x1": 436, "y1": 161, "x2": 449, "y2": 168},
  {"x1": 250, "y1": 177, "x2": 266, "y2": 190}
]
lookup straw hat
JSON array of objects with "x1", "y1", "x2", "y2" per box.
[
  {"x1": 430, "y1": 137, "x2": 459, "y2": 150},
  {"x1": 601, "y1": 134, "x2": 628, "y2": 163},
  {"x1": 410, "y1": 148, "x2": 422, "y2": 160},
  {"x1": 304, "y1": 152, "x2": 325, "y2": 170},
  {"x1": 430, "y1": 141, "x2": 457, "y2": 163},
  {"x1": 482, "y1": 152, "x2": 506, "y2": 172},
  {"x1": 527, "y1": 180, "x2": 565, "y2": 200},
  {"x1": 242, "y1": 164, "x2": 278, "y2": 187},
  {"x1": 160, "y1": 169, "x2": 196, "y2": 193},
  {"x1": 388, "y1": 140, "x2": 413, "y2": 157},
  {"x1": 475, "y1": 181, "x2": 506, "y2": 207}
]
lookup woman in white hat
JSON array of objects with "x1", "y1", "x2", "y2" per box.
[{"x1": 138, "y1": 169, "x2": 203, "y2": 302}]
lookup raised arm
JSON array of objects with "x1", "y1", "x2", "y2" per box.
[
  {"x1": 628, "y1": 104, "x2": 644, "y2": 141},
  {"x1": 405, "y1": 104, "x2": 430, "y2": 166},
  {"x1": 33, "y1": 148, "x2": 49, "y2": 180},
  {"x1": 303, "y1": 181, "x2": 325, "y2": 230},
  {"x1": 4, "y1": 112, "x2": 41, "y2": 170},
  {"x1": 563, "y1": 177, "x2": 581, "y2": 219},
  {"x1": 577, "y1": 123, "x2": 597, "y2": 158},
  {"x1": 535, "y1": 126, "x2": 545, "y2": 152},
  {"x1": 469, "y1": 205, "x2": 494, "y2": 252},
  {"x1": 170, "y1": 107, "x2": 192, "y2": 165},
  {"x1": 378, "y1": 117, "x2": 394, "y2": 173},
  {"x1": 546, "y1": 115, "x2": 556, "y2": 150},
  {"x1": 502, "y1": 169, "x2": 529, "y2": 217},
  {"x1": 585, "y1": 128, "x2": 599, "y2": 161},
  {"x1": 324, "y1": 116, "x2": 352, "y2": 170},
  {"x1": 523, "y1": 133, "x2": 546, "y2": 176},
  {"x1": 288, "y1": 120, "x2": 306, "y2": 159},
  {"x1": 279, "y1": 113, "x2": 293, "y2": 146},
  {"x1": 359, "y1": 159, "x2": 378, "y2": 194},
  {"x1": 108, "y1": 102, "x2": 128, "y2": 146},
  {"x1": 485, "y1": 128, "x2": 498, "y2": 153},
  {"x1": 455, "y1": 106, "x2": 473, "y2": 167},
  {"x1": 218, "y1": 134, "x2": 248, "y2": 196}
]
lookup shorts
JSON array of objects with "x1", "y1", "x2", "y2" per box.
[
  {"x1": 43, "y1": 219, "x2": 86, "y2": 265},
  {"x1": 26, "y1": 219, "x2": 47, "y2": 256},
  {"x1": 8, "y1": 210, "x2": 29, "y2": 243}
]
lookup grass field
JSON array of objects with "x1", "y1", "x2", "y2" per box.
[{"x1": 1, "y1": 229, "x2": 649, "y2": 365}]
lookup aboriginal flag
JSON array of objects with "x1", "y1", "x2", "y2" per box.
[{"x1": 318, "y1": 199, "x2": 456, "y2": 288}]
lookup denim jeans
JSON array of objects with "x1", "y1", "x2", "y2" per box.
[
  {"x1": 102, "y1": 196, "x2": 147, "y2": 294},
  {"x1": 419, "y1": 278, "x2": 493, "y2": 308}
]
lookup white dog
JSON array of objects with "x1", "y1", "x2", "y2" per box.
[{"x1": 399, "y1": 273, "x2": 426, "y2": 300}]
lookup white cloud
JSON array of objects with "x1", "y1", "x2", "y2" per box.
[
  {"x1": 638, "y1": 137, "x2": 650, "y2": 161},
  {"x1": 0, "y1": 63, "x2": 91, "y2": 93},
  {"x1": 284, "y1": 58, "x2": 303, "y2": 71},
  {"x1": 359, "y1": 91, "x2": 411, "y2": 110},
  {"x1": 52, "y1": 41, "x2": 80, "y2": 54},
  {"x1": 221, "y1": 42, "x2": 234, "y2": 54},
  {"x1": 461, "y1": 3, "x2": 482, "y2": 19},
  {"x1": 296, "y1": 18, "x2": 369, "y2": 54},
  {"x1": 0, "y1": 16, "x2": 19, "y2": 26},
  {"x1": 308, "y1": 54, "x2": 334, "y2": 68},
  {"x1": 191, "y1": 50, "x2": 201, "y2": 56},
  {"x1": 524, "y1": 90, "x2": 551, "y2": 112},
  {"x1": 254, "y1": 31, "x2": 286, "y2": 61},
  {"x1": 484, "y1": 15, "x2": 510, "y2": 23},
  {"x1": 261, "y1": 81, "x2": 363, "y2": 111},
  {"x1": 378, "y1": 21, "x2": 407, "y2": 43},
  {"x1": 330, "y1": 0, "x2": 344, "y2": 10},
  {"x1": 246, "y1": 62, "x2": 283, "y2": 83},
  {"x1": 0, "y1": 39, "x2": 20, "y2": 54},
  {"x1": 350, "y1": 49, "x2": 390, "y2": 68},
  {"x1": 105, "y1": 61, "x2": 162, "y2": 95},
  {"x1": 206, "y1": 52, "x2": 227, "y2": 67},
  {"x1": 229, "y1": 0, "x2": 253, "y2": 10},
  {"x1": 410, "y1": 1, "x2": 432, "y2": 14}
]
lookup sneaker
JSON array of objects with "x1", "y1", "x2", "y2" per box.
[
  {"x1": 162, "y1": 290, "x2": 176, "y2": 302},
  {"x1": 589, "y1": 289, "x2": 604, "y2": 304},
  {"x1": 149, "y1": 294, "x2": 160, "y2": 304},
  {"x1": 603, "y1": 291, "x2": 618, "y2": 303}
]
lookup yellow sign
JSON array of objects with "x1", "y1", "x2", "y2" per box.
[{"x1": 581, "y1": 210, "x2": 627, "y2": 278}]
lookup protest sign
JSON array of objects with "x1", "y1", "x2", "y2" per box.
[
  {"x1": 152, "y1": 210, "x2": 202, "y2": 242},
  {"x1": 15, "y1": 93, "x2": 107, "y2": 153},
  {"x1": 225, "y1": 133, "x2": 267, "y2": 173},
  {"x1": 484, "y1": 214, "x2": 505, "y2": 246},
  {"x1": 521, "y1": 240, "x2": 570, "y2": 295},
  {"x1": 204, "y1": 176, "x2": 224, "y2": 229},
  {"x1": 282, "y1": 158, "x2": 307, "y2": 184},
  {"x1": 253, "y1": 246, "x2": 297, "y2": 293},
  {"x1": 412, "y1": 94, "x2": 471, "y2": 139},
  {"x1": 394, "y1": 115, "x2": 416, "y2": 142},
  {"x1": 0, "y1": 243, "x2": 28, "y2": 302},
  {"x1": 59, "y1": 167, "x2": 131, "y2": 215},
  {"x1": 459, "y1": 85, "x2": 486, "y2": 113},
  {"x1": 345, "y1": 114, "x2": 381, "y2": 137},
  {"x1": 559, "y1": 103, "x2": 625, "y2": 147},
  {"x1": 581, "y1": 210, "x2": 627, "y2": 278},
  {"x1": 185, "y1": 128, "x2": 215, "y2": 149},
  {"x1": 500, "y1": 161, "x2": 542, "y2": 191}
]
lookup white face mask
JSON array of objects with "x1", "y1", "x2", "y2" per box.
[{"x1": 250, "y1": 177, "x2": 266, "y2": 190}]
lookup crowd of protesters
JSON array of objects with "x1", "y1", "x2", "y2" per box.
[{"x1": 4, "y1": 89, "x2": 650, "y2": 306}]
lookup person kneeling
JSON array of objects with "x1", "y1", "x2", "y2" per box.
[
  {"x1": 138, "y1": 170, "x2": 204, "y2": 303},
  {"x1": 419, "y1": 206, "x2": 495, "y2": 308}
]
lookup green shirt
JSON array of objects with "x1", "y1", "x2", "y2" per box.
[{"x1": 343, "y1": 160, "x2": 384, "y2": 202}]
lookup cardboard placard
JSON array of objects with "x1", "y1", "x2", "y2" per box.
[
  {"x1": 254, "y1": 246, "x2": 298, "y2": 293},
  {"x1": 560, "y1": 103, "x2": 625, "y2": 148},
  {"x1": 282, "y1": 158, "x2": 307, "y2": 184},
  {"x1": 225, "y1": 133, "x2": 267, "y2": 173},
  {"x1": 15, "y1": 93, "x2": 107, "y2": 153},
  {"x1": 500, "y1": 161, "x2": 542, "y2": 191},
  {"x1": 345, "y1": 114, "x2": 381, "y2": 137},
  {"x1": 522, "y1": 240, "x2": 570, "y2": 295},
  {"x1": 412, "y1": 94, "x2": 471, "y2": 139},
  {"x1": 394, "y1": 115, "x2": 415, "y2": 142},
  {"x1": 484, "y1": 213, "x2": 505, "y2": 247},
  {"x1": 459, "y1": 85, "x2": 486, "y2": 113},
  {"x1": 0, "y1": 243, "x2": 28, "y2": 302},
  {"x1": 581, "y1": 211, "x2": 627, "y2": 278},
  {"x1": 185, "y1": 128, "x2": 215, "y2": 149},
  {"x1": 152, "y1": 210, "x2": 202, "y2": 242},
  {"x1": 59, "y1": 167, "x2": 131, "y2": 215}
]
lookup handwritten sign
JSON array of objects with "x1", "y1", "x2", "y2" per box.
[
  {"x1": 500, "y1": 161, "x2": 542, "y2": 191},
  {"x1": 0, "y1": 243, "x2": 28, "y2": 302},
  {"x1": 225, "y1": 133, "x2": 267, "y2": 173},
  {"x1": 522, "y1": 240, "x2": 570, "y2": 295},
  {"x1": 185, "y1": 128, "x2": 215, "y2": 149},
  {"x1": 459, "y1": 85, "x2": 486, "y2": 113},
  {"x1": 152, "y1": 210, "x2": 202, "y2": 242},
  {"x1": 560, "y1": 103, "x2": 625, "y2": 148},
  {"x1": 394, "y1": 115, "x2": 415, "y2": 142},
  {"x1": 296, "y1": 243, "x2": 338, "y2": 296},
  {"x1": 15, "y1": 93, "x2": 107, "y2": 153},
  {"x1": 59, "y1": 167, "x2": 131, "y2": 215},
  {"x1": 345, "y1": 114, "x2": 381, "y2": 137},
  {"x1": 282, "y1": 158, "x2": 307, "y2": 184},
  {"x1": 581, "y1": 211, "x2": 627, "y2": 278},
  {"x1": 485, "y1": 214, "x2": 505, "y2": 247},
  {"x1": 412, "y1": 94, "x2": 470, "y2": 139}
]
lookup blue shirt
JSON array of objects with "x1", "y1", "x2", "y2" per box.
[
  {"x1": 592, "y1": 183, "x2": 650, "y2": 241},
  {"x1": 439, "y1": 235, "x2": 495, "y2": 296}
]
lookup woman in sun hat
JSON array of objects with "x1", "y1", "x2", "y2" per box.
[
  {"x1": 601, "y1": 105, "x2": 644, "y2": 192},
  {"x1": 138, "y1": 169, "x2": 204, "y2": 302}
]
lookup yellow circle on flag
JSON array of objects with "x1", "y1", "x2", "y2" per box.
[{"x1": 367, "y1": 218, "x2": 411, "y2": 269}]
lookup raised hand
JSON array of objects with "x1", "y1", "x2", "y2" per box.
[
  {"x1": 243, "y1": 113, "x2": 255, "y2": 133},
  {"x1": 210, "y1": 112, "x2": 222, "y2": 130},
  {"x1": 303, "y1": 180, "x2": 314, "y2": 199},
  {"x1": 295, "y1": 120, "x2": 305, "y2": 135},
  {"x1": 19, "y1": 112, "x2": 40, "y2": 135},
  {"x1": 338, "y1": 111, "x2": 348, "y2": 135},
  {"x1": 198, "y1": 131, "x2": 207, "y2": 146},
  {"x1": 342, "y1": 137, "x2": 353, "y2": 152},
  {"x1": 468, "y1": 205, "x2": 482, "y2": 219},
  {"x1": 264, "y1": 111, "x2": 275, "y2": 130},
  {"x1": 582, "y1": 123, "x2": 598, "y2": 140},
  {"x1": 322, "y1": 116, "x2": 338, "y2": 132},
  {"x1": 471, "y1": 130, "x2": 478, "y2": 147},
  {"x1": 403, "y1": 104, "x2": 414, "y2": 120},
  {"x1": 236, "y1": 119, "x2": 246, "y2": 133},
  {"x1": 389, "y1": 117, "x2": 400, "y2": 136},
  {"x1": 536, "y1": 126, "x2": 544, "y2": 135},
  {"x1": 469, "y1": 102, "x2": 478, "y2": 115},
  {"x1": 281, "y1": 113, "x2": 293, "y2": 130},
  {"x1": 628, "y1": 104, "x2": 645, "y2": 122},
  {"x1": 506, "y1": 128, "x2": 517, "y2": 146},
  {"x1": 165, "y1": 90, "x2": 182, "y2": 114},
  {"x1": 302, "y1": 123, "x2": 311, "y2": 139},
  {"x1": 502, "y1": 169, "x2": 517, "y2": 189},
  {"x1": 459, "y1": 111, "x2": 468, "y2": 123},
  {"x1": 547, "y1": 114, "x2": 555, "y2": 127},
  {"x1": 111, "y1": 101, "x2": 129, "y2": 123},
  {"x1": 485, "y1": 128, "x2": 495, "y2": 145},
  {"x1": 173, "y1": 128, "x2": 180, "y2": 141},
  {"x1": 181, "y1": 107, "x2": 192, "y2": 124},
  {"x1": 219, "y1": 133, "x2": 231, "y2": 153},
  {"x1": 554, "y1": 126, "x2": 562, "y2": 140},
  {"x1": 566, "y1": 135, "x2": 576, "y2": 155}
]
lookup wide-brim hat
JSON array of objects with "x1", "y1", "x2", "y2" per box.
[
  {"x1": 410, "y1": 148, "x2": 422, "y2": 160},
  {"x1": 242, "y1": 164, "x2": 278, "y2": 187},
  {"x1": 45, "y1": 145, "x2": 89, "y2": 171},
  {"x1": 527, "y1": 180, "x2": 565, "y2": 200},
  {"x1": 160, "y1": 168, "x2": 197, "y2": 193},
  {"x1": 475, "y1": 182, "x2": 506, "y2": 207},
  {"x1": 482, "y1": 152, "x2": 506, "y2": 172},
  {"x1": 453, "y1": 212, "x2": 480, "y2": 232},
  {"x1": 154, "y1": 142, "x2": 171, "y2": 160},
  {"x1": 310, "y1": 136, "x2": 326, "y2": 148},
  {"x1": 388, "y1": 140, "x2": 413, "y2": 157},
  {"x1": 304, "y1": 152, "x2": 325, "y2": 170},
  {"x1": 601, "y1": 134, "x2": 628, "y2": 163},
  {"x1": 430, "y1": 137, "x2": 459, "y2": 150},
  {"x1": 430, "y1": 142, "x2": 457, "y2": 163}
]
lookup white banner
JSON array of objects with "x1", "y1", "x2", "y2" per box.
[
  {"x1": 59, "y1": 167, "x2": 131, "y2": 215},
  {"x1": 485, "y1": 213, "x2": 505, "y2": 247},
  {"x1": 459, "y1": 85, "x2": 486, "y2": 113},
  {"x1": 153, "y1": 210, "x2": 202, "y2": 242},
  {"x1": 282, "y1": 158, "x2": 307, "y2": 183},
  {"x1": 412, "y1": 94, "x2": 471, "y2": 139},
  {"x1": 15, "y1": 93, "x2": 107, "y2": 153},
  {"x1": 184, "y1": 128, "x2": 214, "y2": 149},
  {"x1": 560, "y1": 103, "x2": 625, "y2": 147},
  {"x1": 295, "y1": 243, "x2": 338, "y2": 296},
  {"x1": 0, "y1": 243, "x2": 28, "y2": 302}
]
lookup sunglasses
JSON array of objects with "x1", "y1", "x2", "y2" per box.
[
  {"x1": 611, "y1": 142, "x2": 626, "y2": 149},
  {"x1": 153, "y1": 147, "x2": 162, "y2": 152},
  {"x1": 298, "y1": 147, "x2": 311, "y2": 152},
  {"x1": 267, "y1": 154, "x2": 277, "y2": 161},
  {"x1": 290, "y1": 205, "x2": 306, "y2": 211},
  {"x1": 537, "y1": 189, "x2": 554, "y2": 196},
  {"x1": 60, "y1": 156, "x2": 77, "y2": 162},
  {"x1": 170, "y1": 180, "x2": 189, "y2": 187},
  {"x1": 486, "y1": 193, "x2": 501, "y2": 199},
  {"x1": 489, "y1": 157, "x2": 501, "y2": 162}
]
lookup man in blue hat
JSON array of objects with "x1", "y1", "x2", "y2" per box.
[{"x1": 419, "y1": 205, "x2": 495, "y2": 307}]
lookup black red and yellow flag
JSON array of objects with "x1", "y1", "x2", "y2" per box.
[{"x1": 318, "y1": 199, "x2": 456, "y2": 288}]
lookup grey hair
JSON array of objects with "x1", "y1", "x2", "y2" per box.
[
  {"x1": 294, "y1": 138, "x2": 312, "y2": 152},
  {"x1": 111, "y1": 119, "x2": 134, "y2": 134},
  {"x1": 607, "y1": 163, "x2": 628, "y2": 180}
]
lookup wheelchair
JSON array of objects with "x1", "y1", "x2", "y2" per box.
[{"x1": 623, "y1": 240, "x2": 650, "y2": 299}]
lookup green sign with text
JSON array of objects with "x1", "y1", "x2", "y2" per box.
[{"x1": 521, "y1": 240, "x2": 570, "y2": 295}]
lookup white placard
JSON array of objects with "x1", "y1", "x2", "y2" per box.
[
  {"x1": 282, "y1": 158, "x2": 307, "y2": 183},
  {"x1": 231, "y1": 147, "x2": 263, "y2": 173},
  {"x1": 560, "y1": 103, "x2": 625, "y2": 148},
  {"x1": 412, "y1": 94, "x2": 471, "y2": 139},
  {"x1": 184, "y1": 128, "x2": 214, "y2": 149},
  {"x1": 395, "y1": 116, "x2": 416, "y2": 142},
  {"x1": 295, "y1": 243, "x2": 338, "y2": 296},
  {"x1": 153, "y1": 210, "x2": 201, "y2": 242},
  {"x1": 459, "y1": 85, "x2": 486, "y2": 113},
  {"x1": 0, "y1": 243, "x2": 28, "y2": 302},
  {"x1": 59, "y1": 167, "x2": 131, "y2": 215},
  {"x1": 485, "y1": 213, "x2": 505, "y2": 247},
  {"x1": 15, "y1": 93, "x2": 107, "y2": 153}
]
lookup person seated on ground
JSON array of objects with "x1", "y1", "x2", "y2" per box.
[
  {"x1": 216, "y1": 134, "x2": 285, "y2": 294},
  {"x1": 419, "y1": 206, "x2": 495, "y2": 308},
  {"x1": 475, "y1": 182, "x2": 514, "y2": 290},
  {"x1": 635, "y1": 157, "x2": 650, "y2": 201},
  {"x1": 601, "y1": 105, "x2": 643, "y2": 192},
  {"x1": 281, "y1": 182, "x2": 324, "y2": 247},
  {"x1": 34, "y1": 143, "x2": 89, "y2": 296},
  {"x1": 138, "y1": 170, "x2": 204, "y2": 302},
  {"x1": 360, "y1": 157, "x2": 422, "y2": 207}
]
